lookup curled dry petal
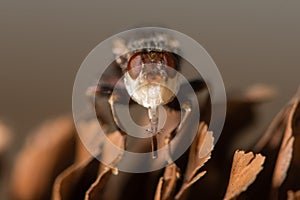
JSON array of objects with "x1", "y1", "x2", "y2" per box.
[
  {"x1": 228, "y1": 84, "x2": 276, "y2": 105},
  {"x1": 10, "y1": 116, "x2": 76, "y2": 200},
  {"x1": 84, "y1": 166, "x2": 112, "y2": 200},
  {"x1": 154, "y1": 163, "x2": 180, "y2": 200},
  {"x1": 255, "y1": 87, "x2": 300, "y2": 151},
  {"x1": 175, "y1": 122, "x2": 214, "y2": 200},
  {"x1": 224, "y1": 150, "x2": 265, "y2": 200},
  {"x1": 0, "y1": 121, "x2": 12, "y2": 184},
  {"x1": 272, "y1": 136, "x2": 294, "y2": 189},
  {"x1": 272, "y1": 99, "x2": 297, "y2": 189},
  {"x1": 75, "y1": 120, "x2": 104, "y2": 162},
  {"x1": 287, "y1": 190, "x2": 300, "y2": 200},
  {"x1": 0, "y1": 122, "x2": 12, "y2": 155},
  {"x1": 242, "y1": 84, "x2": 277, "y2": 103},
  {"x1": 53, "y1": 119, "x2": 125, "y2": 200},
  {"x1": 52, "y1": 157, "x2": 99, "y2": 200}
]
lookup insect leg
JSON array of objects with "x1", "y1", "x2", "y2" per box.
[
  {"x1": 108, "y1": 93, "x2": 125, "y2": 131},
  {"x1": 108, "y1": 91, "x2": 130, "y2": 149},
  {"x1": 176, "y1": 101, "x2": 192, "y2": 132},
  {"x1": 106, "y1": 92, "x2": 130, "y2": 174},
  {"x1": 164, "y1": 101, "x2": 191, "y2": 164},
  {"x1": 148, "y1": 106, "x2": 159, "y2": 159}
]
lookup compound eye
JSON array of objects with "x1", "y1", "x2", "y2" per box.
[
  {"x1": 163, "y1": 52, "x2": 177, "y2": 78},
  {"x1": 127, "y1": 52, "x2": 143, "y2": 79}
]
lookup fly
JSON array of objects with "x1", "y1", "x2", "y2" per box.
[{"x1": 90, "y1": 32, "x2": 204, "y2": 159}]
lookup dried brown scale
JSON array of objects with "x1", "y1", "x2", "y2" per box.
[
  {"x1": 272, "y1": 101, "x2": 296, "y2": 190},
  {"x1": 154, "y1": 163, "x2": 180, "y2": 200},
  {"x1": 0, "y1": 122, "x2": 12, "y2": 171},
  {"x1": 84, "y1": 166, "x2": 112, "y2": 200},
  {"x1": 287, "y1": 190, "x2": 300, "y2": 200},
  {"x1": 52, "y1": 157, "x2": 100, "y2": 200},
  {"x1": 245, "y1": 88, "x2": 300, "y2": 200},
  {"x1": 186, "y1": 85, "x2": 274, "y2": 200},
  {"x1": 223, "y1": 150, "x2": 265, "y2": 200},
  {"x1": 175, "y1": 123, "x2": 213, "y2": 200},
  {"x1": 154, "y1": 122, "x2": 214, "y2": 200},
  {"x1": 0, "y1": 120, "x2": 12, "y2": 195},
  {"x1": 9, "y1": 116, "x2": 77, "y2": 200},
  {"x1": 0, "y1": 122, "x2": 12, "y2": 156},
  {"x1": 52, "y1": 125, "x2": 125, "y2": 200},
  {"x1": 277, "y1": 91, "x2": 300, "y2": 200}
]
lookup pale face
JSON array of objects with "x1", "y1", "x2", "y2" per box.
[{"x1": 124, "y1": 51, "x2": 179, "y2": 108}]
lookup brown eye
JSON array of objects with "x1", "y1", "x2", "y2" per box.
[
  {"x1": 163, "y1": 52, "x2": 177, "y2": 77},
  {"x1": 127, "y1": 52, "x2": 143, "y2": 79}
]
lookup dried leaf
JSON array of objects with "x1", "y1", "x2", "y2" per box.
[
  {"x1": 293, "y1": 103, "x2": 300, "y2": 167},
  {"x1": 52, "y1": 157, "x2": 99, "y2": 200},
  {"x1": 213, "y1": 84, "x2": 275, "y2": 163},
  {"x1": 272, "y1": 99, "x2": 297, "y2": 189},
  {"x1": 0, "y1": 122, "x2": 12, "y2": 155},
  {"x1": 255, "y1": 87, "x2": 300, "y2": 151},
  {"x1": 272, "y1": 136, "x2": 294, "y2": 188},
  {"x1": 85, "y1": 166, "x2": 112, "y2": 200},
  {"x1": 10, "y1": 116, "x2": 76, "y2": 200},
  {"x1": 154, "y1": 163, "x2": 180, "y2": 200},
  {"x1": 224, "y1": 150, "x2": 265, "y2": 200},
  {"x1": 75, "y1": 120, "x2": 103, "y2": 163},
  {"x1": 0, "y1": 121, "x2": 12, "y2": 180},
  {"x1": 287, "y1": 190, "x2": 300, "y2": 200},
  {"x1": 76, "y1": 118, "x2": 125, "y2": 171},
  {"x1": 53, "y1": 122, "x2": 124, "y2": 200},
  {"x1": 226, "y1": 84, "x2": 276, "y2": 110},
  {"x1": 175, "y1": 171, "x2": 207, "y2": 200},
  {"x1": 242, "y1": 84, "x2": 276, "y2": 103},
  {"x1": 155, "y1": 177, "x2": 164, "y2": 200},
  {"x1": 239, "y1": 87, "x2": 300, "y2": 199},
  {"x1": 175, "y1": 122, "x2": 214, "y2": 200}
]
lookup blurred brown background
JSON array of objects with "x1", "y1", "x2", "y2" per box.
[
  {"x1": 1, "y1": 0, "x2": 300, "y2": 134},
  {"x1": 0, "y1": 0, "x2": 299, "y2": 197},
  {"x1": 1, "y1": 0, "x2": 300, "y2": 136}
]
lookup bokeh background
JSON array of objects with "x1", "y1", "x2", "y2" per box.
[{"x1": 0, "y1": 0, "x2": 299, "y2": 198}]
